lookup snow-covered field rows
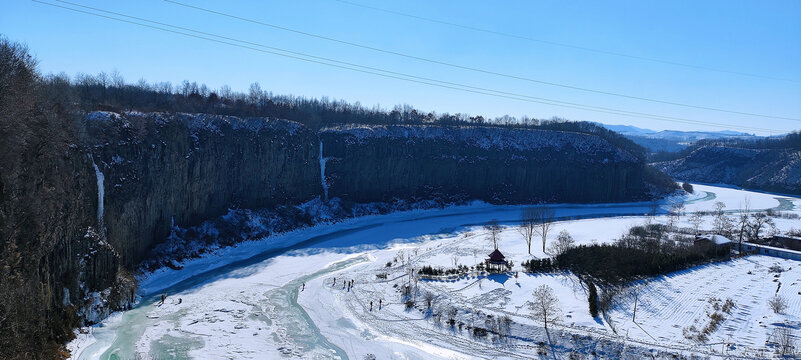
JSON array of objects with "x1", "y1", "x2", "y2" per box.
[
  {"x1": 70, "y1": 184, "x2": 801, "y2": 359},
  {"x1": 610, "y1": 256, "x2": 801, "y2": 352}
]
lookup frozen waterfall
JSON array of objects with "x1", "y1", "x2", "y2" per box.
[{"x1": 89, "y1": 155, "x2": 105, "y2": 230}]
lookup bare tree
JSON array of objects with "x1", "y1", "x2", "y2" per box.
[
  {"x1": 668, "y1": 202, "x2": 685, "y2": 231},
  {"x1": 769, "y1": 295, "x2": 788, "y2": 314},
  {"x1": 772, "y1": 327, "x2": 796, "y2": 357},
  {"x1": 736, "y1": 198, "x2": 751, "y2": 251},
  {"x1": 749, "y1": 212, "x2": 774, "y2": 241},
  {"x1": 531, "y1": 206, "x2": 556, "y2": 253},
  {"x1": 646, "y1": 200, "x2": 660, "y2": 225},
  {"x1": 712, "y1": 201, "x2": 732, "y2": 235},
  {"x1": 713, "y1": 201, "x2": 725, "y2": 218},
  {"x1": 519, "y1": 208, "x2": 537, "y2": 254},
  {"x1": 689, "y1": 212, "x2": 705, "y2": 234},
  {"x1": 423, "y1": 291, "x2": 436, "y2": 309},
  {"x1": 484, "y1": 219, "x2": 502, "y2": 250},
  {"x1": 548, "y1": 230, "x2": 575, "y2": 256},
  {"x1": 530, "y1": 284, "x2": 561, "y2": 331}
]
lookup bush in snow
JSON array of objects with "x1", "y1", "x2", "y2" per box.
[
  {"x1": 682, "y1": 182, "x2": 694, "y2": 193},
  {"x1": 548, "y1": 230, "x2": 575, "y2": 256},
  {"x1": 769, "y1": 295, "x2": 788, "y2": 314}
]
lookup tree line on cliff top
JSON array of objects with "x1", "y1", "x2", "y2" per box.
[{"x1": 38, "y1": 64, "x2": 648, "y2": 161}]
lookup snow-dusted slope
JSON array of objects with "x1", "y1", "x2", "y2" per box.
[{"x1": 655, "y1": 146, "x2": 801, "y2": 195}]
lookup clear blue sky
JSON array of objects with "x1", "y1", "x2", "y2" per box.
[{"x1": 2, "y1": 0, "x2": 800, "y2": 135}]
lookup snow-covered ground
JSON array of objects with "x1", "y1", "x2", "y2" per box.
[
  {"x1": 610, "y1": 256, "x2": 801, "y2": 353},
  {"x1": 70, "y1": 184, "x2": 801, "y2": 359}
]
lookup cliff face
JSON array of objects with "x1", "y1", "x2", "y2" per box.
[
  {"x1": 654, "y1": 146, "x2": 801, "y2": 195},
  {"x1": 0, "y1": 119, "x2": 130, "y2": 356},
  {"x1": 3, "y1": 111, "x2": 673, "y2": 357},
  {"x1": 84, "y1": 112, "x2": 321, "y2": 267},
  {"x1": 321, "y1": 125, "x2": 662, "y2": 204}
]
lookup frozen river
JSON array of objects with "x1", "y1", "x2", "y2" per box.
[{"x1": 70, "y1": 184, "x2": 800, "y2": 359}]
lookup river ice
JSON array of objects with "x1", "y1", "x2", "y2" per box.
[{"x1": 69, "y1": 184, "x2": 801, "y2": 359}]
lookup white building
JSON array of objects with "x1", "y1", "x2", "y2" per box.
[{"x1": 742, "y1": 242, "x2": 801, "y2": 261}]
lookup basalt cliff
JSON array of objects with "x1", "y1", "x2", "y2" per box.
[{"x1": 1, "y1": 111, "x2": 674, "y2": 357}]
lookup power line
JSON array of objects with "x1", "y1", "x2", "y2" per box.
[
  {"x1": 35, "y1": 0, "x2": 786, "y2": 134},
  {"x1": 33, "y1": 0, "x2": 786, "y2": 133},
  {"x1": 161, "y1": 0, "x2": 801, "y2": 123},
  {"x1": 334, "y1": 0, "x2": 801, "y2": 84}
]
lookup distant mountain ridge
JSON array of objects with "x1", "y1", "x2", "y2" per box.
[{"x1": 596, "y1": 123, "x2": 762, "y2": 153}]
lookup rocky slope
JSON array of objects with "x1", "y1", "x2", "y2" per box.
[{"x1": 654, "y1": 145, "x2": 801, "y2": 195}]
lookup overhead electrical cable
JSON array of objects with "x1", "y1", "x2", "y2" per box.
[
  {"x1": 334, "y1": 0, "x2": 801, "y2": 84},
  {"x1": 33, "y1": 0, "x2": 786, "y2": 133},
  {"x1": 160, "y1": 0, "x2": 801, "y2": 122}
]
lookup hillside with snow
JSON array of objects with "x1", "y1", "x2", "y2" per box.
[{"x1": 655, "y1": 145, "x2": 801, "y2": 195}]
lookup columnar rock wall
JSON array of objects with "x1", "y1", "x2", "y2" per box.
[
  {"x1": 84, "y1": 112, "x2": 321, "y2": 266},
  {"x1": 321, "y1": 125, "x2": 657, "y2": 204}
]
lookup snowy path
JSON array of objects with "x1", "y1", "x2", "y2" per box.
[{"x1": 70, "y1": 184, "x2": 801, "y2": 359}]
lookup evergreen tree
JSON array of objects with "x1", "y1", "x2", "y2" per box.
[{"x1": 588, "y1": 281, "x2": 599, "y2": 318}]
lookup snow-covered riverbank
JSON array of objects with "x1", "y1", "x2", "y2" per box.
[{"x1": 69, "y1": 184, "x2": 801, "y2": 359}]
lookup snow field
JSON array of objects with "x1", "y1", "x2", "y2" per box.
[
  {"x1": 608, "y1": 256, "x2": 801, "y2": 353},
  {"x1": 70, "y1": 184, "x2": 801, "y2": 359}
]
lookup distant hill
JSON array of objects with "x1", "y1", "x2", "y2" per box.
[
  {"x1": 652, "y1": 132, "x2": 801, "y2": 195},
  {"x1": 596, "y1": 123, "x2": 762, "y2": 153},
  {"x1": 599, "y1": 124, "x2": 656, "y2": 136}
]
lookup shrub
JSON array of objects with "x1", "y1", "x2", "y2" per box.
[
  {"x1": 521, "y1": 258, "x2": 555, "y2": 273},
  {"x1": 682, "y1": 182, "x2": 694, "y2": 193},
  {"x1": 554, "y1": 243, "x2": 711, "y2": 283},
  {"x1": 769, "y1": 295, "x2": 788, "y2": 314},
  {"x1": 722, "y1": 298, "x2": 735, "y2": 313}
]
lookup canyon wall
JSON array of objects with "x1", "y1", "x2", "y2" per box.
[
  {"x1": 83, "y1": 112, "x2": 321, "y2": 267},
  {"x1": 2, "y1": 111, "x2": 673, "y2": 358},
  {"x1": 321, "y1": 125, "x2": 664, "y2": 204}
]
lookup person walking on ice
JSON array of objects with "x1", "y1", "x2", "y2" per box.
[
  {"x1": 301, "y1": 282, "x2": 305, "y2": 291},
  {"x1": 370, "y1": 301, "x2": 373, "y2": 312}
]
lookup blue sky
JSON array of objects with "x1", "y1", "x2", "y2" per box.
[{"x1": 2, "y1": 0, "x2": 800, "y2": 135}]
